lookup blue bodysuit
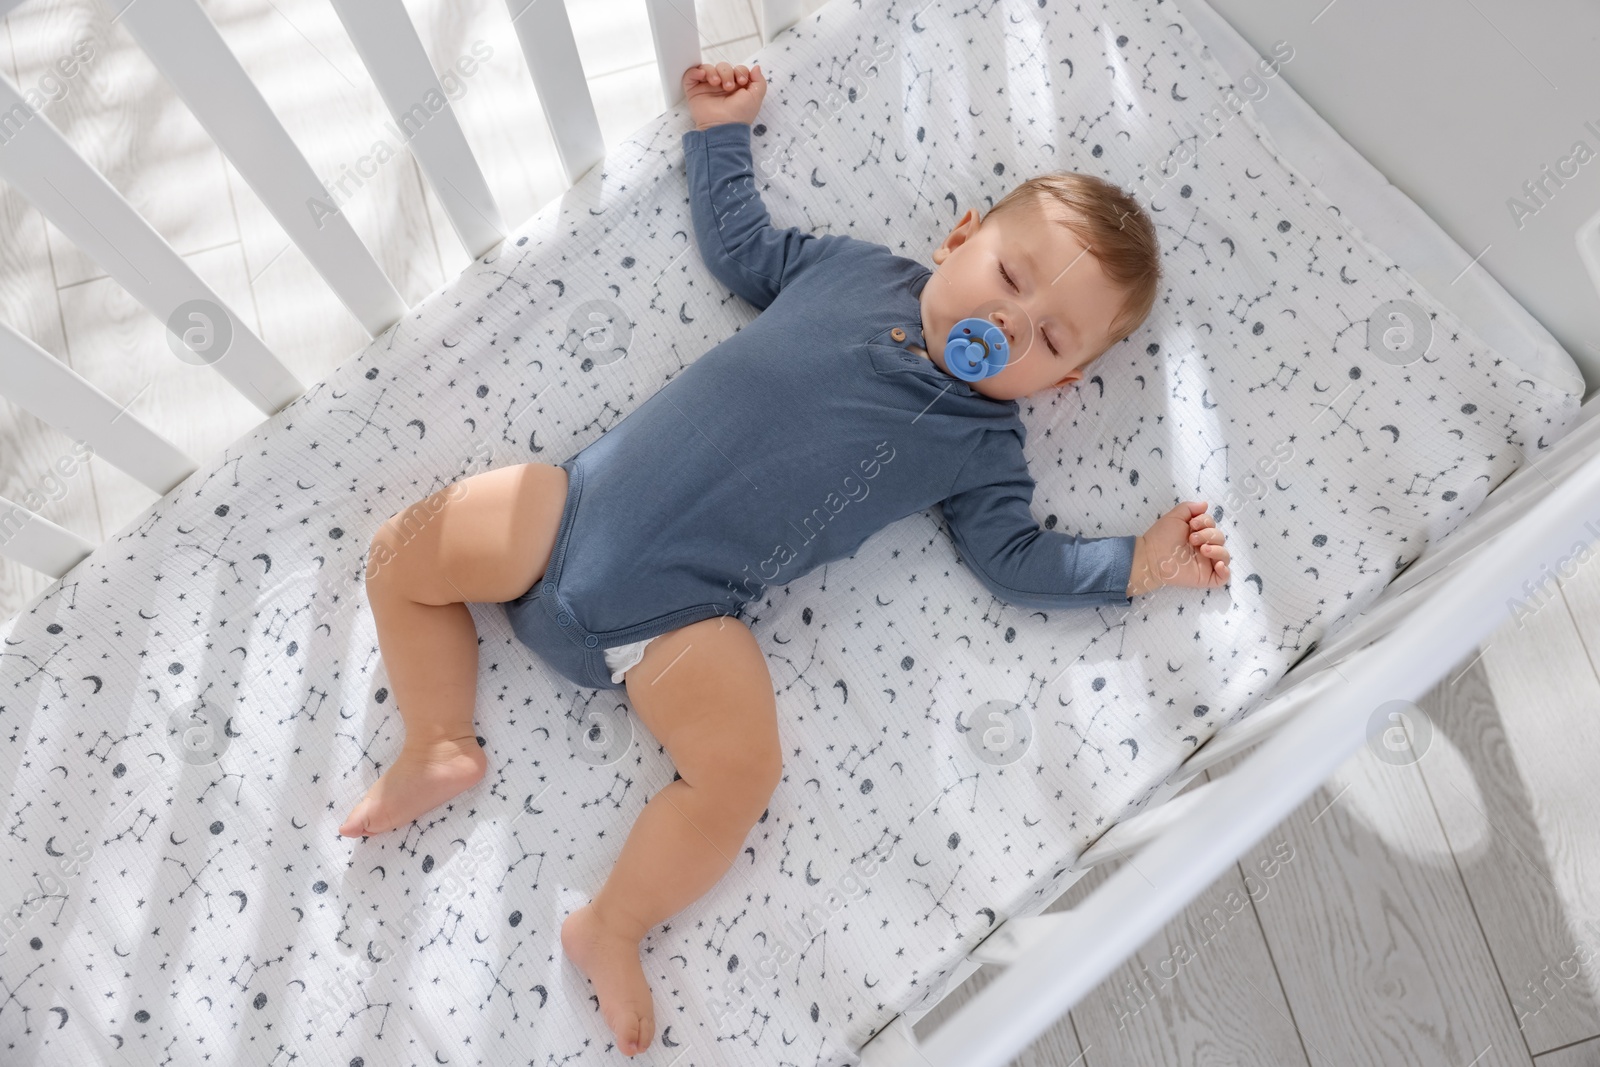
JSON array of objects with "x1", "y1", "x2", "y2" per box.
[{"x1": 504, "y1": 121, "x2": 1135, "y2": 691}]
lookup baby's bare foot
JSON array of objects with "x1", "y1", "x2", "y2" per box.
[
  {"x1": 338, "y1": 736, "x2": 486, "y2": 837},
  {"x1": 561, "y1": 903, "x2": 655, "y2": 1056}
]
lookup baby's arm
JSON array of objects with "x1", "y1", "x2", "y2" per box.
[
  {"x1": 681, "y1": 63, "x2": 855, "y2": 310},
  {"x1": 939, "y1": 429, "x2": 1139, "y2": 609}
]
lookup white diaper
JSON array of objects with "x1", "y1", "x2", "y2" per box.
[{"x1": 602, "y1": 636, "x2": 659, "y2": 684}]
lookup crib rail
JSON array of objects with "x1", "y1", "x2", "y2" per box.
[
  {"x1": 866, "y1": 416, "x2": 1600, "y2": 1067},
  {"x1": 0, "y1": 0, "x2": 800, "y2": 580}
]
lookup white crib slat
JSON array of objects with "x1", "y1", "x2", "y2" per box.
[
  {"x1": 755, "y1": 0, "x2": 804, "y2": 43},
  {"x1": 503, "y1": 0, "x2": 604, "y2": 185},
  {"x1": 644, "y1": 0, "x2": 702, "y2": 110},
  {"x1": 1074, "y1": 779, "x2": 1224, "y2": 871},
  {"x1": 0, "y1": 75, "x2": 303, "y2": 416},
  {"x1": 0, "y1": 322, "x2": 197, "y2": 495},
  {"x1": 968, "y1": 914, "x2": 1083, "y2": 968},
  {"x1": 0, "y1": 493, "x2": 94, "y2": 579},
  {"x1": 329, "y1": 0, "x2": 506, "y2": 259},
  {"x1": 859, "y1": 1017, "x2": 923, "y2": 1067},
  {"x1": 1166, "y1": 667, "x2": 1343, "y2": 783},
  {"x1": 95, "y1": 0, "x2": 408, "y2": 337}
]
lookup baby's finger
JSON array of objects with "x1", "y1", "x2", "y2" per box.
[
  {"x1": 714, "y1": 61, "x2": 736, "y2": 89},
  {"x1": 1189, "y1": 512, "x2": 1214, "y2": 532},
  {"x1": 733, "y1": 64, "x2": 750, "y2": 86},
  {"x1": 1190, "y1": 527, "x2": 1224, "y2": 546},
  {"x1": 683, "y1": 64, "x2": 710, "y2": 90}
]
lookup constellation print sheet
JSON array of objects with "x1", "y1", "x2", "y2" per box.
[{"x1": 0, "y1": 0, "x2": 1581, "y2": 1064}]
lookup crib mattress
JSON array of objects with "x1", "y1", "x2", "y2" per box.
[{"x1": 0, "y1": 0, "x2": 1583, "y2": 1064}]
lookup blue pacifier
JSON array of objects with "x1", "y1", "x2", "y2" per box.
[{"x1": 944, "y1": 317, "x2": 1010, "y2": 382}]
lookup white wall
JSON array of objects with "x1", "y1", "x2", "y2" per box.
[{"x1": 1210, "y1": 0, "x2": 1600, "y2": 394}]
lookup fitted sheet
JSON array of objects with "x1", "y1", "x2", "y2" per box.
[
  {"x1": 0, "y1": 0, "x2": 1583, "y2": 1064},
  {"x1": 1176, "y1": 0, "x2": 1585, "y2": 400}
]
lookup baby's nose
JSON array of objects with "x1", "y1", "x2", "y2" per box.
[{"x1": 989, "y1": 314, "x2": 1017, "y2": 349}]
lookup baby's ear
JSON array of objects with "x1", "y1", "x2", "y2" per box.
[{"x1": 941, "y1": 208, "x2": 982, "y2": 247}]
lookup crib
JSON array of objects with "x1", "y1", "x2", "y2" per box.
[{"x1": 1, "y1": 0, "x2": 1597, "y2": 1064}]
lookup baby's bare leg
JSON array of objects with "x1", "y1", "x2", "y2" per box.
[
  {"x1": 561, "y1": 615, "x2": 782, "y2": 1056},
  {"x1": 339, "y1": 462, "x2": 569, "y2": 837}
]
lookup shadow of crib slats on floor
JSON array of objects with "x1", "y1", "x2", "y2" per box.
[
  {"x1": 1464, "y1": 560, "x2": 1600, "y2": 1056},
  {"x1": 1218, "y1": 668, "x2": 1535, "y2": 1067}
]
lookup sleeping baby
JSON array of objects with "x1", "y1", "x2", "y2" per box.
[{"x1": 337, "y1": 60, "x2": 1231, "y2": 1056}]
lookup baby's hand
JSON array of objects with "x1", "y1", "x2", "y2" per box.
[
  {"x1": 683, "y1": 62, "x2": 767, "y2": 131},
  {"x1": 1128, "y1": 501, "x2": 1230, "y2": 596}
]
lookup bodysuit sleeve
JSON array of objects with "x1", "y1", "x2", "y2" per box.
[
  {"x1": 683, "y1": 121, "x2": 857, "y2": 310},
  {"x1": 939, "y1": 427, "x2": 1137, "y2": 610}
]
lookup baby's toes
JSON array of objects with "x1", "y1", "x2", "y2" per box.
[
  {"x1": 630, "y1": 1009, "x2": 657, "y2": 1055},
  {"x1": 608, "y1": 1001, "x2": 654, "y2": 1055},
  {"x1": 337, "y1": 795, "x2": 375, "y2": 837}
]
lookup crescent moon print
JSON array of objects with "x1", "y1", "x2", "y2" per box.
[{"x1": 0, "y1": 2, "x2": 1579, "y2": 1065}]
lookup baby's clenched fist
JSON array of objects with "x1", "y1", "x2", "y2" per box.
[
  {"x1": 683, "y1": 62, "x2": 767, "y2": 131},
  {"x1": 1128, "y1": 501, "x2": 1231, "y2": 596}
]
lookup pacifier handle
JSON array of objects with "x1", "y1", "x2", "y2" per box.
[{"x1": 944, "y1": 317, "x2": 1009, "y2": 382}]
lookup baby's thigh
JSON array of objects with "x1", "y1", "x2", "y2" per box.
[
  {"x1": 623, "y1": 616, "x2": 781, "y2": 798},
  {"x1": 372, "y1": 461, "x2": 569, "y2": 606}
]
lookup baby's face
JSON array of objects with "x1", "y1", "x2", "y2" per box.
[{"x1": 917, "y1": 197, "x2": 1128, "y2": 402}]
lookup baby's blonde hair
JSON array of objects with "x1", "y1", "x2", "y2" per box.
[{"x1": 985, "y1": 173, "x2": 1161, "y2": 347}]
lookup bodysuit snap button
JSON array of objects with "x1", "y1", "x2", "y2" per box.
[
  {"x1": 556, "y1": 612, "x2": 571, "y2": 626},
  {"x1": 584, "y1": 635, "x2": 599, "y2": 648},
  {"x1": 890, "y1": 327, "x2": 906, "y2": 342}
]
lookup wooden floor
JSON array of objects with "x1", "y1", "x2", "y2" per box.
[{"x1": 4, "y1": 0, "x2": 1600, "y2": 1064}]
